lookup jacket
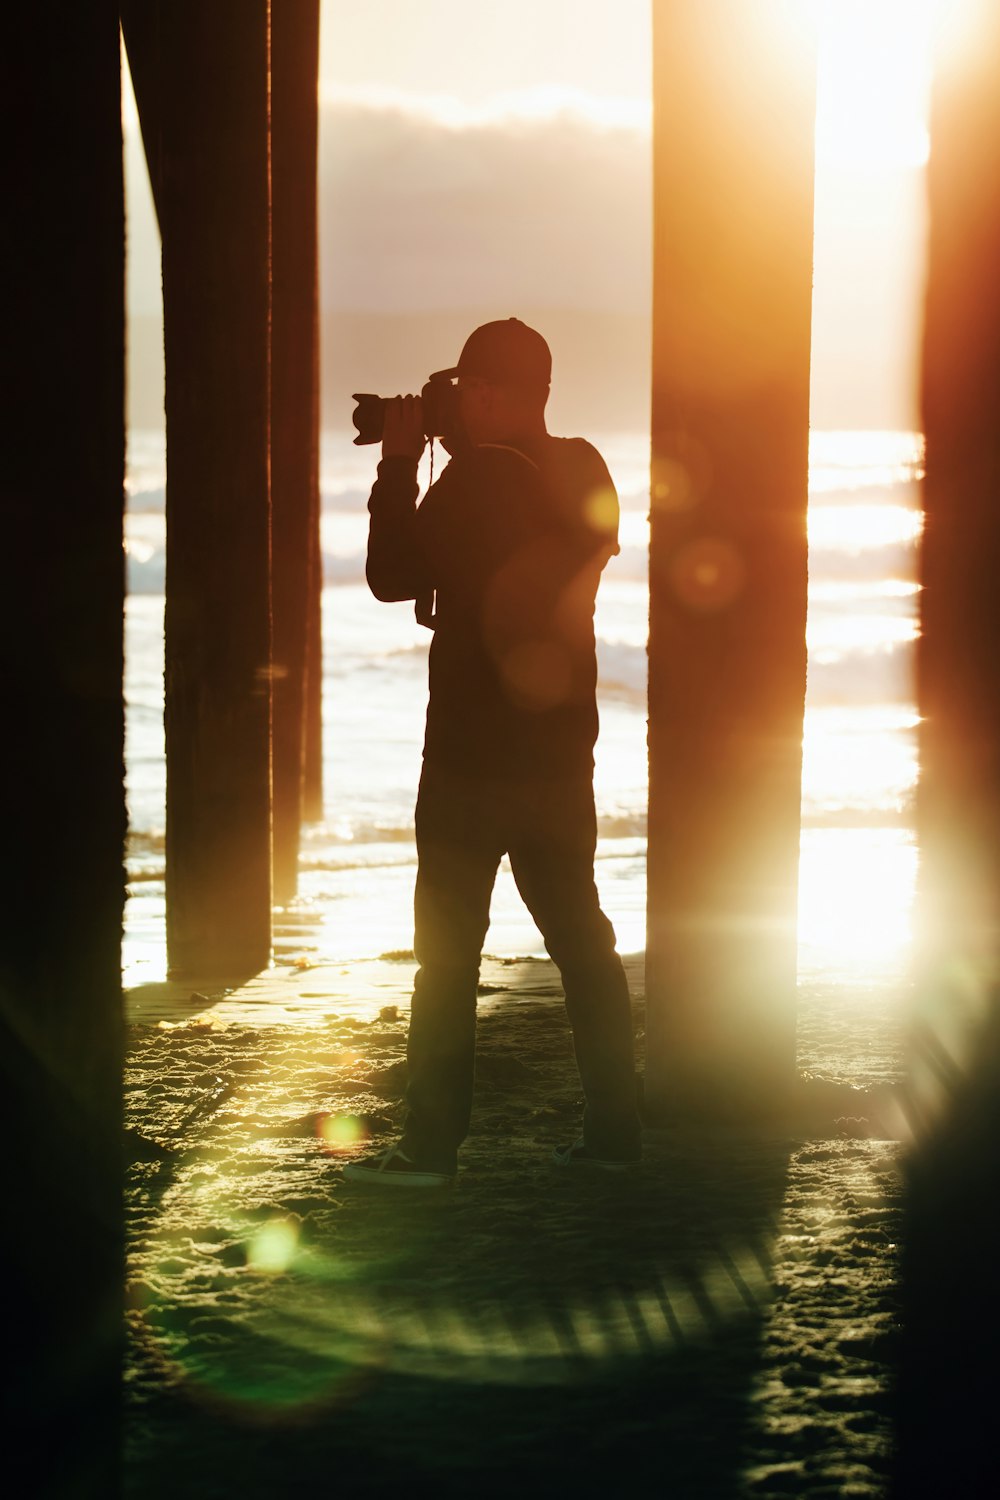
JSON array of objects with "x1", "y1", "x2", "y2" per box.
[{"x1": 366, "y1": 434, "x2": 619, "y2": 779}]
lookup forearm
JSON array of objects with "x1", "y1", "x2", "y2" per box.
[{"x1": 365, "y1": 456, "x2": 429, "y2": 601}]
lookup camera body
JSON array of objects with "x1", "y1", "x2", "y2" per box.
[{"x1": 351, "y1": 369, "x2": 459, "y2": 447}]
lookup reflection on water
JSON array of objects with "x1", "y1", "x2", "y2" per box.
[
  {"x1": 802, "y1": 706, "x2": 918, "y2": 820},
  {"x1": 123, "y1": 428, "x2": 923, "y2": 989}
]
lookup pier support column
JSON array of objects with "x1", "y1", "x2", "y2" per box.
[
  {"x1": 128, "y1": 2, "x2": 273, "y2": 977},
  {"x1": 3, "y1": 8, "x2": 125, "y2": 1491},
  {"x1": 303, "y1": 465, "x2": 325, "y2": 824},
  {"x1": 271, "y1": 0, "x2": 321, "y2": 903},
  {"x1": 897, "y1": 2, "x2": 1000, "y2": 1489},
  {"x1": 646, "y1": 1, "x2": 817, "y2": 1120}
]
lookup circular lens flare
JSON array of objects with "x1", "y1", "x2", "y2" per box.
[
  {"x1": 317, "y1": 1113, "x2": 370, "y2": 1155},
  {"x1": 247, "y1": 1219, "x2": 299, "y2": 1274}
]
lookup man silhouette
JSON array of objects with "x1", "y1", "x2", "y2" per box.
[{"x1": 344, "y1": 319, "x2": 641, "y2": 1187}]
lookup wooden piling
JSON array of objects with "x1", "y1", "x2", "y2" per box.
[
  {"x1": 897, "y1": 2, "x2": 1000, "y2": 1488},
  {"x1": 914, "y1": 1, "x2": 1000, "y2": 1065},
  {"x1": 127, "y1": 2, "x2": 274, "y2": 977},
  {"x1": 303, "y1": 438, "x2": 325, "y2": 825},
  {"x1": 2, "y1": 8, "x2": 125, "y2": 1490},
  {"x1": 271, "y1": 0, "x2": 322, "y2": 903},
  {"x1": 646, "y1": 1, "x2": 817, "y2": 1120}
]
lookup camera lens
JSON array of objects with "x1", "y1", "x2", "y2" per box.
[{"x1": 351, "y1": 393, "x2": 386, "y2": 446}]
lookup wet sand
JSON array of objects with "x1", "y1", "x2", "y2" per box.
[{"x1": 125, "y1": 954, "x2": 906, "y2": 1497}]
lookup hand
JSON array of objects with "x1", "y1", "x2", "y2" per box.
[{"x1": 382, "y1": 395, "x2": 426, "y2": 461}]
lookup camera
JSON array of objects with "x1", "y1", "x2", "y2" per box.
[{"x1": 351, "y1": 369, "x2": 460, "y2": 447}]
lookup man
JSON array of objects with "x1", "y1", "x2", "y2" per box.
[{"x1": 344, "y1": 319, "x2": 641, "y2": 1188}]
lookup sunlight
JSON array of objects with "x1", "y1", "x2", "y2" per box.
[
  {"x1": 808, "y1": 505, "x2": 922, "y2": 553},
  {"x1": 815, "y1": 0, "x2": 934, "y2": 168},
  {"x1": 806, "y1": 612, "x2": 917, "y2": 657},
  {"x1": 798, "y1": 828, "x2": 916, "y2": 977},
  {"x1": 808, "y1": 431, "x2": 924, "y2": 493},
  {"x1": 801, "y1": 707, "x2": 919, "y2": 820}
]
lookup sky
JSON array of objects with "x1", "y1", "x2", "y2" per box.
[
  {"x1": 125, "y1": 0, "x2": 936, "y2": 430},
  {"x1": 319, "y1": 0, "x2": 653, "y2": 120}
]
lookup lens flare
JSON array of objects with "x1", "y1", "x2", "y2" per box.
[
  {"x1": 316, "y1": 1113, "x2": 370, "y2": 1154},
  {"x1": 500, "y1": 640, "x2": 572, "y2": 708},
  {"x1": 247, "y1": 1219, "x2": 299, "y2": 1273},
  {"x1": 669, "y1": 536, "x2": 746, "y2": 612},
  {"x1": 583, "y1": 484, "x2": 619, "y2": 532}
]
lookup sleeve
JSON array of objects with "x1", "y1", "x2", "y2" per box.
[
  {"x1": 365, "y1": 456, "x2": 433, "y2": 603},
  {"x1": 574, "y1": 442, "x2": 620, "y2": 569}
]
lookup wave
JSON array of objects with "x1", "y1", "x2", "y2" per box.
[
  {"x1": 122, "y1": 571, "x2": 911, "y2": 711},
  {"x1": 126, "y1": 546, "x2": 378, "y2": 595},
  {"x1": 126, "y1": 540, "x2": 918, "y2": 595},
  {"x1": 597, "y1": 638, "x2": 647, "y2": 698},
  {"x1": 595, "y1": 636, "x2": 913, "y2": 708},
  {"x1": 605, "y1": 544, "x2": 649, "y2": 583},
  {"x1": 125, "y1": 553, "x2": 166, "y2": 595},
  {"x1": 807, "y1": 643, "x2": 913, "y2": 704},
  {"x1": 302, "y1": 821, "x2": 418, "y2": 849},
  {"x1": 125, "y1": 520, "x2": 918, "y2": 597},
  {"x1": 126, "y1": 482, "x2": 166, "y2": 515}
]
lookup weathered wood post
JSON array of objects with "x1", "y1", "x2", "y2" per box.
[
  {"x1": 271, "y1": 0, "x2": 322, "y2": 903},
  {"x1": 896, "y1": 2, "x2": 1000, "y2": 1488},
  {"x1": 303, "y1": 479, "x2": 326, "y2": 824},
  {"x1": 2, "y1": 8, "x2": 125, "y2": 1491},
  {"x1": 646, "y1": 1, "x2": 817, "y2": 1120},
  {"x1": 125, "y1": 2, "x2": 274, "y2": 977}
]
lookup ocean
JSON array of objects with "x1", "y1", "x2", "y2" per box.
[{"x1": 122, "y1": 427, "x2": 922, "y2": 989}]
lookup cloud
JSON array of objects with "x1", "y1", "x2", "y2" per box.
[
  {"x1": 320, "y1": 83, "x2": 652, "y2": 132},
  {"x1": 319, "y1": 98, "x2": 651, "y2": 315}
]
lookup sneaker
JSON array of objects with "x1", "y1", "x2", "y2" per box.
[
  {"x1": 552, "y1": 1139, "x2": 639, "y2": 1173},
  {"x1": 342, "y1": 1142, "x2": 455, "y2": 1189}
]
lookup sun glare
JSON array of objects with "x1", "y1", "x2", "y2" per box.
[{"x1": 814, "y1": 0, "x2": 934, "y2": 168}]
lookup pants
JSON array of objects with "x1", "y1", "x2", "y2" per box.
[{"x1": 401, "y1": 762, "x2": 642, "y2": 1172}]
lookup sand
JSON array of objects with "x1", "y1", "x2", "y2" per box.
[{"x1": 125, "y1": 953, "x2": 907, "y2": 1497}]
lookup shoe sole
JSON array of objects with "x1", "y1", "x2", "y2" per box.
[
  {"x1": 342, "y1": 1163, "x2": 454, "y2": 1189},
  {"x1": 551, "y1": 1150, "x2": 637, "y2": 1173}
]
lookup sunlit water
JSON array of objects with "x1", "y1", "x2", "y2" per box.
[{"x1": 123, "y1": 428, "x2": 922, "y2": 988}]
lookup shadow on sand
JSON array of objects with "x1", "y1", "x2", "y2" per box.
[{"x1": 125, "y1": 1130, "x2": 790, "y2": 1498}]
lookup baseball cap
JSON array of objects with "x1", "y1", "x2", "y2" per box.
[{"x1": 438, "y1": 318, "x2": 552, "y2": 389}]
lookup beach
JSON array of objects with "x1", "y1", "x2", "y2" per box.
[
  {"x1": 123, "y1": 425, "x2": 919, "y2": 1493},
  {"x1": 125, "y1": 954, "x2": 905, "y2": 1497},
  {"x1": 123, "y1": 427, "x2": 922, "y2": 981}
]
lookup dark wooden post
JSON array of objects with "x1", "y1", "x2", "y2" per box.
[
  {"x1": 303, "y1": 435, "x2": 325, "y2": 825},
  {"x1": 125, "y1": 2, "x2": 273, "y2": 977},
  {"x1": 646, "y1": 1, "x2": 817, "y2": 1120},
  {"x1": 896, "y1": 3, "x2": 1000, "y2": 1488},
  {"x1": 271, "y1": 0, "x2": 322, "y2": 903},
  {"x1": 2, "y1": 8, "x2": 125, "y2": 1491},
  {"x1": 913, "y1": 3, "x2": 1000, "y2": 1074}
]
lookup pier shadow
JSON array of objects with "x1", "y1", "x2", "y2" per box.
[
  {"x1": 124, "y1": 961, "x2": 905, "y2": 1495},
  {"x1": 125, "y1": 1131, "x2": 791, "y2": 1499}
]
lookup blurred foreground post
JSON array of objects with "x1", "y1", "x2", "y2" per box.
[
  {"x1": 2, "y1": 8, "x2": 124, "y2": 1491},
  {"x1": 126, "y1": 3, "x2": 273, "y2": 976},
  {"x1": 897, "y1": 3, "x2": 1000, "y2": 1490},
  {"x1": 271, "y1": 0, "x2": 322, "y2": 902},
  {"x1": 646, "y1": 1, "x2": 817, "y2": 1119}
]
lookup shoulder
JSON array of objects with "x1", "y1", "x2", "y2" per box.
[
  {"x1": 430, "y1": 445, "x2": 546, "y2": 506},
  {"x1": 550, "y1": 436, "x2": 616, "y2": 491},
  {"x1": 538, "y1": 437, "x2": 619, "y2": 546},
  {"x1": 427, "y1": 445, "x2": 537, "y2": 486}
]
